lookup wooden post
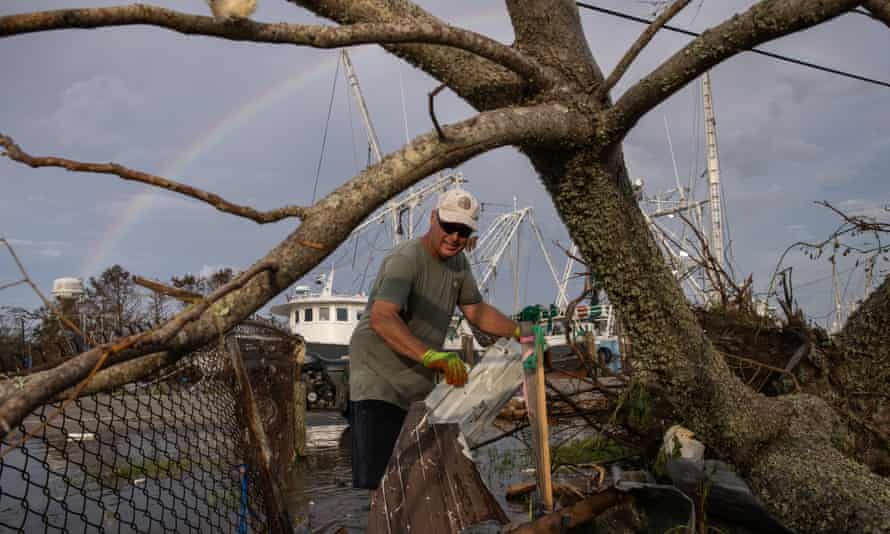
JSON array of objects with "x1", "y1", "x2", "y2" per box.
[
  {"x1": 522, "y1": 330, "x2": 553, "y2": 513},
  {"x1": 226, "y1": 337, "x2": 295, "y2": 534},
  {"x1": 293, "y1": 340, "x2": 307, "y2": 457},
  {"x1": 585, "y1": 332, "x2": 598, "y2": 378},
  {"x1": 534, "y1": 334, "x2": 554, "y2": 512}
]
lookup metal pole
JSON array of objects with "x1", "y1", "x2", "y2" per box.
[
  {"x1": 341, "y1": 50, "x2": 382, "y2": 164},
  {"x1": 513, "y1": 197, "x2": 521, "y2": 314},
  {"x1": 702, "y1": 72, "x2": 724, "y2": 271},
  {"x1": 556, "y1": 244, "x2": 578, "y2": 311},
  {"x1": 20, "y1": 317, "x2": 27, "y2": 369},
  {"x1": 832, "y1": 247, "x2": 842, "y2": 333}
]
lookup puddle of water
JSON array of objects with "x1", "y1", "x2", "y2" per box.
[{"x1": 284, "y1": 442, "x2": 368, "y2": 533}]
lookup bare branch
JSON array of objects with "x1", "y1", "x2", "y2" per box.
[
  {"x1": 51, "y1": 352, "x2": 172, "y2": 401},
  {"x1": 0, "y1": 237, "x2": 89, "y2": 342},
  {"x1": 864, "y1": 0, "x2": 890, "y2": 26},
  {"x1": 593, "y1": 0, "x2": 693, "y2": 101},
  {"x1": 152, "y1": 261, "x2": 279, "y2": 345},
  {"x1": 0, "y1": 279, "x2": 28, "y2": 292},
  {"x1": 133, "y1": 276, "x2": 203, "y2": 303},
  {"x1": 766, "y1": 200, "x2": 889, "y2": 300},
  {"x1": 428, "y1": 83, "x2": 448, "y2": 141},
  {"x1": 0, "y1": 4, "x2": 551, "y2": 89},
  {"x1": 0, "y1": 134, "x2": 311, "y2": 224},
  {"x1": 600, "y1": 0, "x2": 861, "y2": 144}
]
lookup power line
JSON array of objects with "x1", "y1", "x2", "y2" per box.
[{"x1": 576, "y1": 2, "x2": 890, "y2": 90}]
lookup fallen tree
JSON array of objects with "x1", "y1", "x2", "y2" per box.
[{"x1": 1, "y1": 1, "x2": 889, "y2": 531}]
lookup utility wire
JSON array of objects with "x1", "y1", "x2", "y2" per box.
[{"x1": 576, "y1": 2, "x2": 890, "y2": 89}]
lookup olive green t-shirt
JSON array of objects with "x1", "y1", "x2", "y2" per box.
[{"x1": 348, "y1": 239, "x2": 483, "y2": 410}]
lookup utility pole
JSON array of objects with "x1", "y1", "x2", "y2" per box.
[
  {"x1": 702, "y1": 72, "x2": 724, "y2": 271},
  {"x1": 19, "y1": 316, "x2": 26, "y2": 369},
  {"x1": 832, "y1": 243, "x2": 843, "y2": 333}
]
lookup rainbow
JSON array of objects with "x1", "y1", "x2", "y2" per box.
[
  {"x1": 80, "y1": 48, "x2": 371, "y2": 277},
  {"x1": 80, "y1": 8, "x2": 510, "y2": 278}
]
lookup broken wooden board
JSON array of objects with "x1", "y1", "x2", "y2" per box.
[
  {"x1": 424, "y1": 337, "x2": 525, "y2": 446},
  {"x1": 367, "y1": 401, "x2": 509, "y2": 534}
]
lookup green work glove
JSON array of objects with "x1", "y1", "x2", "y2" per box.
[
  {"x1": 522, "y1": 325, "x2": 548, "y2": 371},
  {"x1": 422, "y1": 349, "x2": 467, "y2": 387}
]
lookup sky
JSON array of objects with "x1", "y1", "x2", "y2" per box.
[{"x1": 1, "y1": 0, "x2": 888, "y2": 329}]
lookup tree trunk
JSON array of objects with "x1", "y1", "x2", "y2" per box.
[
  {"x1": 535, "y1": 146, "x2": 890, "y2": 533},
  {"x1": 836, "y1": 276, "x2": 890, "y2": 475}
]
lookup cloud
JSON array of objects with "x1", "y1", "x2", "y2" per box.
[
  {"x1": 6, "y1": 238, "x2": 66, "y2": 248},
  {"x1": 38, "y1": 247, "x2": 63, "y2": 258},
  {"x1": 4, "y1": 238, "x2": 67, "y2": 260},
  {"x1": 39, "y1": 75, "x2": 145, "y2": 149},
  {"x1": 835, "y1": 199, "x2": 890, "y2": 221}
]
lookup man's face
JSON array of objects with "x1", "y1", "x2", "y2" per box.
[{"x1": 430, "y1": 210, "x2": 473, "y2": 259}]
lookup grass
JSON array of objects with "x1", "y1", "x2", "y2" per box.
[{"x1": 551, "y1": 436, "x2": 632, "y2": 467}]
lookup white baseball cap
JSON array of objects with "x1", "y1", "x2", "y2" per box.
[{"x1": 436, "y1": 189, "x2": 480, "y2": 231}]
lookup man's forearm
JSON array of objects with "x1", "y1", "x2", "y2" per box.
[
  {"x1": 370, "y1": 311, "x2": 429, "y2": 362},
  {"x1": 468, "y1": 302, "x2": 517, "y2": 338}
]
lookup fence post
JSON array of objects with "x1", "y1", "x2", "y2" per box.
[
  {"x1": 226, "y1": 336, "x2": 295, "y2": 534},
  {"x1": 293, "y1": 340, "x2": 307, "y2": 458}
]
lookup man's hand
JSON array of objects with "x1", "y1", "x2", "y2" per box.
[
  {"x1": 520, "y1": 324, "x2": 549, "y2": 371},
  {"x1": 515, "y1": 321, "x2": 535, "y2": 343},
  {"x1": 422, "y1": 349, "x2": 468, "y2": 387}
]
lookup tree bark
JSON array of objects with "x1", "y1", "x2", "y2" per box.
[{"x1": 289, "y1": 0, "x2": 537, "y2": 110}]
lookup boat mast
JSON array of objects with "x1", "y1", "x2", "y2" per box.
[
  {"x1": 341, "y1": 50, "x2": 383, "y2": 164},
  {"x1": 702, "y1": 72, "x2": 725, "y2": 272},
  {"x1": 341, "y1": 50, "x2": 407, "y2": 243}
]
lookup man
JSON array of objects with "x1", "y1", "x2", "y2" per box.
[{"x1": 348, "y1": 189, "x2": 518, "y2": 490}]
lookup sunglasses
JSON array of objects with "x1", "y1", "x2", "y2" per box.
[{"x1": 436, "y1": 211, "x2": 473, "y2": 238}]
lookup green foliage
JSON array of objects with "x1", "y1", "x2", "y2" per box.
[
  {"x1": 615, "y1": 381, "x2": 653, "y2": 431},
  {"x1": 111, "y1": 458, "x2": 194, "y2": 481},
  {"x1": 653, "y1": 436, "x2": 681, "y2": 478},
  {"x1": 551, "y1": 436, "x2": 630, "y2": 468}
]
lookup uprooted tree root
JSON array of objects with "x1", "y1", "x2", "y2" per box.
[{"x1": 695, "y1": 306, "x2": 889, "y2": 477}]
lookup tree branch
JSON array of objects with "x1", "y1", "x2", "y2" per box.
[
  {"x1": 593, "y1": 0, "x2": 692, "y2": 101},
  {"x1": 864, "y1": 0, "x2": 890, "y2": 26},
  {"x1": 0, "y1": 4, "x2": 550, "y2": 90},
  {"x1": 289, "y1": 0, "x2": 535, "y2": 110},
  {"x1": 0, "y1": 134, "x2": 311, "y2": 224},
  {"x1": 134, "y1": 276, "x2": 203, "y2": 303},
  {"x1": 506, "y1": 0, "x2": 605, "y2": 91},
  {"x1": 600, "y1": 0, "x2": 862, "y2": 145},
  {"x1": 1, "y1": 237, "x2": 89, "y2": 342},
  {"x1": 0, "y1": 103, "x2": 591, "y2": 440}
]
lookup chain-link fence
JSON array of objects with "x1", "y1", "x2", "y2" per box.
[{"x1": 0, "y1": 320, "x2": 301, "y2": 533}]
